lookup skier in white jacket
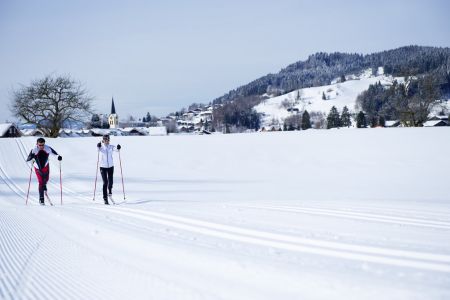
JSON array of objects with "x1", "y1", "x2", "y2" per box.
[{"x1": 97, "y1": 134, "x2": 121, "y2": 204}]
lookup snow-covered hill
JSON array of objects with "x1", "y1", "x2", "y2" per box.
[
  {"x1": 255, "y1": 69, "x2": 403, "y2": 127},
  {"x1": 1, "y1": 128, "x2": 450, "y2": 299}
]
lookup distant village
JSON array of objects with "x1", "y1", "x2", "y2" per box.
[
  {"x1": 1, "y1": 98, "x2": 215, "y2": 138},
  {"x1": 1, "y1": 94, "x2": 449, "y2": 139}
]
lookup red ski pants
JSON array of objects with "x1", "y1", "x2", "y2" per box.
[{"x1": 34, "y1": 165, "x2": 49, "y2": 200}]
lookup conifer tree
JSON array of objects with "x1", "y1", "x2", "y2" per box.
[
  {"x1": 322, "y1": 92, "x2": 326, "y2": 100},
  {"x1": 340, "y1": 106, "x2": 352, "y2": 127},
  {"x1": 301, "y1": 110, "x2": 312, "y2": 130},
  {"x1": 356, "y1": 111, "x2": 367, "y2": 128},
  {"x1": 326, "y1": 106, "x2": 341, "y2": 129},
  {"x1": 379, "y1": 115, "x2": 386, "y2": 127},
  {"x1": 370, "y1": 116, "x2": 379, "y2": 128}
]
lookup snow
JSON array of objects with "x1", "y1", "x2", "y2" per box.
[{"x1": 1, "y1": 128, "x2": 450, "y2": 299}]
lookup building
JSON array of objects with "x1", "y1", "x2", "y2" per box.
[
  {"x1": 108, "y1": 98, "x2": 119, "y2": 129},
  {"x1": 0, "y1": 123, "x2": 21, "y2": 138},
  {"x1": 423, "y1": 120, "x2": 448, "y2": 127}
]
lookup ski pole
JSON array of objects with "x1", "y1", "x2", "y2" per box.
[
  {"x1": 26, "y1": 160, "x2": 34, "y2": 205},
  {"x1": 59, "y1": 161, "x2": 63, "y2": 205},
  {"x1": 118, "y1": 150, "x2": 126, "y2": 200},
  {"x1": 93, "y1": 149, "x2": 100, "y2": 201}
]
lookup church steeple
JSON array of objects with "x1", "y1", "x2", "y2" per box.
[
  {"x1": 111, "y1": 97, "x2": 116, "y2": 114},
  {"x1": 108, "y1": 97, "x2": 119, "y2": 129}
]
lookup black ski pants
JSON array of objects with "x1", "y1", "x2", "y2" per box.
[{"x1": 100, "y1": 167, "x2": 114, "y2": 200}]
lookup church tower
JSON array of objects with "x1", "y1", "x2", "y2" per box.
[{"x1": 108, "y1": 97, "x2": 119, "y2": 129}]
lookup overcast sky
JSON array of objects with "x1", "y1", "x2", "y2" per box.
[{"x1": 1, "y1": 0, "x2": 449, "y2": 122}]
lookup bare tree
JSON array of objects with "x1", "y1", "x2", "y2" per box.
[
  {"x1": 165, "y1": 119, "x2": 178, "y2": 133},
  {"x1": 412, "y1": 74, "x2": 442, "y2": 125},
  {"x1": 10, "y1": 75, "x2": 93, "y2": 137},
  {"x1": 399, "y1": 74, "x2": 441, "y2": 126},
  {"x1": 281, "y1": 99, "x2": 292, "y2": 109}
]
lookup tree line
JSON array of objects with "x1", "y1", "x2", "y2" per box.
[{"x1": 355, "y1": 72, "x2": 445, "y2": 127}]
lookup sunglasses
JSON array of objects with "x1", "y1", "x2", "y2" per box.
[{"x1": 38, "y1": 143, "x2": 45, "y2": 147}]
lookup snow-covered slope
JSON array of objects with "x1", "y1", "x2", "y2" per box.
[
  {"x1": 255, "y1": 69, "x2": 403, "y2": 127},
  {"x1": 1, "y1": 128, "x2": 450, "y2": 299}
]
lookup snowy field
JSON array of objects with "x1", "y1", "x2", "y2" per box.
[{"x1": 1, "y1": 127, "x2": 450, "y2": 300}]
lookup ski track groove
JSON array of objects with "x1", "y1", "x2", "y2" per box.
[
  {"x1": 0, "y1": 163, "x2": 27, "y2": 200},
  {"x1": 294, "y1": 203, "x2": 450, "y2": 221},
  {"x1": 24, "y1": 213, "x2": 110, "y2": 300},
  {"x1": 2, "y1": 212, "x2": 64, "y2": 300},
  {"x1": 0, "y1": 161, "x2": 41, "y2": 206},
  {"x1": 83, "y1": 206, "x2": 450, "y2": 273},
  {"x1": 0, "y1": 212, "x2": 43, "y2": 300},
  {"x1": 235, "y1": 204, "x2": 450, "y2": 230}
]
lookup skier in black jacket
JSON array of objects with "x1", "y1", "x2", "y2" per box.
[{"x1": 26, "y1": 138, "x2": 62, "y2": 205}]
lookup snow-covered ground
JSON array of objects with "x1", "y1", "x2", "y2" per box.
[{"x1": 1, "y1": 128, "x2": 450, "y2": 299}]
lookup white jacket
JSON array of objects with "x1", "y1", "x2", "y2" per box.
[{"x1": 98, "y1": 144, "x2": 118, "y2": 168}]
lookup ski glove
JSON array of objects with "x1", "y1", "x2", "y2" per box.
[
  {"x1": 26, "y1": 152, "x2": 35, "y2": 161},
  {"x1": 58, "y1": 155, "x2": 62, "y2": 161},
  {"x1": 97, "y1": 142, "x2": 101, "y2": 148},
  {"x1": 117, "y1": 144, "x2": 121, "y2": 150}
]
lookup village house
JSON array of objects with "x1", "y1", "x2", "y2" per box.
[{"x1": 0, "y1": 123, "x2": 21, "y2": 138}]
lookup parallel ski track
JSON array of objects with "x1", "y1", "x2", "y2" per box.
[
  {"x1": 0, "y1": 205, "x2": 206, "y2": 299},
  {"x1": 3, "y1": 146, "x2": 450, "y2": 274},
  {"x1": 0, "y1": 154, "x2": 39, "y2": 205},
  {"x1": 233, "y1": 204, "x2": 450, "y2": 230},
  {"x1": 84, "y1": 206, "x2": 450, "y2": 273},
  {"x1": 5, "y1": 139, "x2": 450, "y2": 278}
]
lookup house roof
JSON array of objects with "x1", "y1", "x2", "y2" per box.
[
  {"x1": 385, "y1": 120, "x2": 400, "y2": 127},
  {"x1": 0, "y1": 123, "x2": 19, "y2": 136},
  {"x1": 423, "y1": 120, "x2": 448, "y2": 127}
]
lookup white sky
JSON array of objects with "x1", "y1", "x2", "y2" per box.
[{"x1": 0, "y1": 0, "x2": 449, "y2": 122}]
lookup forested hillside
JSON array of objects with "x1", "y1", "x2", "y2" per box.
[{"x1": 213, "y1": 46, "x2": 450, "y2": 105}]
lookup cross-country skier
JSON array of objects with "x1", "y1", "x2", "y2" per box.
[
  {"x1": 97, "y1": 134, "x2": 121, "y2": 205},
  {"x1": 26, "y1": 138, "x2": 62, "y2": 205}
]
